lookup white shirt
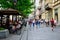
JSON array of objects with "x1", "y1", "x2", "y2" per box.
[
  {"x1": 33, "y1": 20, "x2": 35, "y2": 23},
  {"x1": 45, "y1": 20, "x2": 48, "y2": 22},
  {"x1": 54, "y1": 20, "x2": 57, "y2": 24}
]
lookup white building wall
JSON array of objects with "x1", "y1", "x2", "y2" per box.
[{"x1": 42, "y1": 0, "x2": 45, "y2": 13}]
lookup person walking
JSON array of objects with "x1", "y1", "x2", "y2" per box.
[
  {"x1": 35, "y1": 19, "x2": 39, "y2": 28},
  {"x1": 45, "y1": 19, "x2": 49, "y2": 27},
  {"x1": 40, "y1": 19, "x2": 43, "y2": 24},
  {"x1": 32, "y1": 19, "x2": 35, "y2": 28},
  {"x1": 50, "y1": 18, "x2": 54, "y2": 31},
  {"x1": 29, "y1": 19, "x2": 32, "y2": 27},
  {"x1": 38, "y1": 19, "x2": 41, "y2": 28},
  {"x1": 54, "y1": 19, "x2": 57, "y2": 27}
]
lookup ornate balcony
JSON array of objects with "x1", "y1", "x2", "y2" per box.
[
  {"x1": 45, "y1": 3, "x2": 52, "y2": 10},
  {"x1": 53, "y1": 0, "x2": 60, "y2": 7}
]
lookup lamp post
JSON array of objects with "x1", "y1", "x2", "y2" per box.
[{"x1": 13, "y1": 0, "x2": 17, "y2": 9}]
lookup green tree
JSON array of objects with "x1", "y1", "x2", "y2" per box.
[{"x1": 0, "y1": 0, "x2": 34, "y2": 17}]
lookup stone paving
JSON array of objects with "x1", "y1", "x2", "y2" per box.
[
  {"x1": 0, "y1": 26, "x2": 26, "y2": 40},
  {"x1": 1, "y1": 24, "x2": 60, "y2": 40},
  {"x1": 28, "y1": 24, "x2": 60, "y2": 40}
]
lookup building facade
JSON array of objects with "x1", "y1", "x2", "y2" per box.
[
  {"x1": 39, "y1": 0, "x2": 60, "y2": 22},
  {"x1": 53, "y1": 0, "x2": 60, "y2": 22},
  {"x1": 39, "y1": 0, "x2": 45, "y2": 19}
]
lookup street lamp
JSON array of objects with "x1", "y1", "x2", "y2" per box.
[{"x1": 13, "y1": 0, "x2": 17, "y2": 9}]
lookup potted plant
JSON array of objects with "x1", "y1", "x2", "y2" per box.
[
  {"x1": 0, "y1": 27, "x2": 9, "y2": 39},
  {"x1": 0, "y1": 27, "x2": 5, "y2": 30}
]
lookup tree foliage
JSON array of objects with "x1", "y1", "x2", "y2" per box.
[{"x1": 0, "y1": 0, "x2": 34, "y2": 17}]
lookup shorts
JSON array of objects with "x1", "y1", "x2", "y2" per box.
[
  {"x1": 51, "y1": 23, "x2": 54, "y2": 27},
  {"x1": 54, "y1": 24, "x2": 56, "y2": 26}
]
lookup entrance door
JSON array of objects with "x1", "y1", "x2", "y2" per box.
[
  {"x1": 55, "y1": 8, "x2": 58, "y2": 22},
  {"x1": 55, "y1": 13, "x2": 58, "y2": 22}
]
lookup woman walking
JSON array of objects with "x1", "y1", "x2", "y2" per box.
[{"x1": 50, "y1": 18, "x2": 54, "y2": 31}]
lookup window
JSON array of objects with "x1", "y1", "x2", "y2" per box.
[
  {"x1": 55, "y1": 8, "x2": 58, "y2": 15},
  {"x1": 54, "y1": 8, "x2": 58, "y2": 22}
]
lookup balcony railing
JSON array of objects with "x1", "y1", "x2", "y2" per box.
[
  {"x1": 45, "y1": 3, "x2": 53, "y2": 10},
  {"x1": 53, "y1": 0, "x2": 60, "y2": 7},
  {"x1": 54, "y1": 0, "x2": 60, "y2": 3}
]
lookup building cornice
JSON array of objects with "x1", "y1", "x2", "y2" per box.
[{"x1": 53, "y1": 1, "x2": 60, "y2": 7}]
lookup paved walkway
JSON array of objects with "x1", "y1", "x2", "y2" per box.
[
  {"x1": 21, "y1": 24, "x2": 60, "y2": 40},
  {"x1": 0, "y1": 26, "x2": 26, "y2": 40},
  {"x1": 1, "y1": 24, "x2": 60, "y2": 40},
  {"x1": 28, "y1": 25, "x2": 60, "y2": 40}
]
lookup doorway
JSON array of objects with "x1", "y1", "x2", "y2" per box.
[{"x1": 54, "y1": 8, "x2": 58, "y2": 22}]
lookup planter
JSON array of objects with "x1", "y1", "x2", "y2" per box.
[{"x1": 0, "y1": 29, "x2": 9, "y2": 39}]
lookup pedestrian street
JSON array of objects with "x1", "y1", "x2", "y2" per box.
[
  {"x1": 21, "y1": 24, "x2": 60, "y2": 40},
  {"x1": 1, "y1": 24, "x2": 60, "y2": 40}
]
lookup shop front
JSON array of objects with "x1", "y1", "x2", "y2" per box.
[{"x1": 0, "y1": 9, "x2": 19, "y2": 30}]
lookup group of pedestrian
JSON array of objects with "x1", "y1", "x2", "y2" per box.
[
  {"x1": 29, "y1": 19, "x2": 44, "y2": 29},
  {"x1": 45, "y1": 18, "x2": 57, "y2": 31},
  {"x1": 28, "y1": 18, "x2": 57, "y2": 31}
]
